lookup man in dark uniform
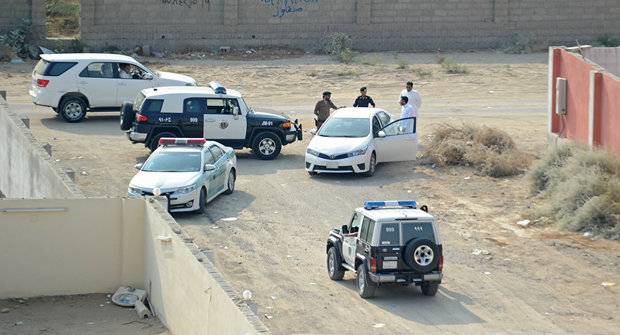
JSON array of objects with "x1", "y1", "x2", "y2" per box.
[
  {"x1": 314, "y1": 91, "x2": 344, "y2": 129},
  {"x1": 353, "y1": 86, "x2": 376, "y2": 108}
]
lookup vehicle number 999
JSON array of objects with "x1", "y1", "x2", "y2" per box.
[
  {"x1": 190, "y1": 117, "x2": 198, "y2": 123},
  {"x1": 385, "y1": 227, "x2": 395, "y2": 232}
]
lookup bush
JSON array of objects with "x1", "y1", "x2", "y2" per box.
[
  {"x1": 412, "y1": 66, "x2": 431, "y2": 77},
  {"x1": 319, "y1": 33, "x2": 351, "y2": 55},
  {"x1": 500, "y1": 33, "x2": 532, "y2": 54},
  {"x1": 592, "y1": 34, "x2": 620, "y2": 47},
  {"x1": 419, "y1": 123, "x2": 530, "y2": 177},
  {"x1": 527, "y1": 142, "x2": 620, "y2": 237},
  {"x1": 359, "y1": 54, "x2": 383, "y2": 66},
  {"x1": 336, "y1": 67, "x2": 360, "y2": 77},
  {"x1": 333, "y1": 48, "x2": 358, "y2": 64},
  {"x1": 440, "y1": 58, "x2": 470, "y2": 74},
  {"x1": 397, "y1": 59, "x2": 408, "y2": 69},
  {"x1": 0, "y1": 19, "x2": 37, "y2": 59}
]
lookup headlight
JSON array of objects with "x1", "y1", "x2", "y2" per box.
[
  {"x1": 347, "y1": 146, "x2": 368, "y2": 157},
  {"x1": 306, "y1": 148, "x2": 320, "y2": 157},
  {"x1": 175, "y1": 184, "x2": 196, "y2": 194}
]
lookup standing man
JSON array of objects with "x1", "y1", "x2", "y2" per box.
[
  {"x1": 398, "y1": 96, "x2": 415, "y2": 133},
  {"x1": 353, "y1": 86, "x2": 375, "y2": 108},
  {"x1": 399, "y1": 81, "x2": 421, "y2": 116},
  {"x1": 314, "y1": 91, "x2": 344, "y2": 129}
]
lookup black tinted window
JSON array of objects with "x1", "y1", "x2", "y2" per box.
[
  {"x1": 43, "y1": 62, "x2": 77, "y2": 76},
  {"x1": 142, "y1": 99, "x2": 163, "y2": 113},
  {"x1": 184, "y1": 98, "x2": 206, "y2": 114},
  {"x1": 379, "y1": 223, "x2": 400, "y2": 245},
  {"x1": 402, "y1": 222, "x2": 434, "y2": 243},
  {"x1": 209, "y1": 145, "x2": 224, "y2": 162},
  {"x1": 359, "y1": 217, "x2": 375, "y2": 243}
]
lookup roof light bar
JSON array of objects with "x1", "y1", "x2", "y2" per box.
[
  {"x1": 209, "y1": 80, "x2": 226, "y2": 94},
  {"x1": 158, "y1": 137, "x2": 207, "y2": 146},
  {"x1": 364, "y1": 200, "x2": 416, "y2": 210}
]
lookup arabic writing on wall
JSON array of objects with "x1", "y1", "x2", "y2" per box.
[
  {"x1": 161, "y1": 0, "x2": 209, "y2": 9},
  {"x1": 260, "y1": 0, "x2": 319, "y2": 18}
]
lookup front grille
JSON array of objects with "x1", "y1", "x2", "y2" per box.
[
  {"x1": 314, "y1": 165, "x2": 354, "y2": 172},
  {"x1": 317, "y1": 152, "x2": 348, "y2": 160}
]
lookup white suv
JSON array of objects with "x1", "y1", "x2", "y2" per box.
[{"x1": 29, "y1": 53, "x2": 197, "y2": 122}]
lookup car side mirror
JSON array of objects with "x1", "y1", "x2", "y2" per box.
[
  {"x1": 232, "y1": 106, "x2": 239, "y2": 119},
  {"x1": 135, "y1": 163, "x2": 143, "y2": 170},
  {"x1": 341, "y1": 225, "x2": 349, "y2": 234},
  {"x1": 377, "y1": 130, "x2": 386, "y2": 137},
  {"x1": 143, "y1": 73, "x2": 153, "y2": 80},
  {"x1": 204, "y1": 164, "x2": 216, "y2": 171},
  {"x1": 310, "y1": 128, "x2": 317, "y2": 135}
]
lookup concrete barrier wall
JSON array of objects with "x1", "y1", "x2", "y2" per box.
[
  {"x1": 0, "y1": 198, "x2": 145, "y2": 297},
  {"x1": 0, "y1": 197, "x2": 268, "y2": 334},
  {"x1": 2, "y1": 0, "x2": 620, "y2": 52},
  {"x1": 0, "y1": 98, "x2": 82, "y2": 199},
  {"x1": 549, "y1": 47, "x2": 620, "y2": 158}
]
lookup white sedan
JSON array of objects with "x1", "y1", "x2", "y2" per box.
[
  {"x1": 128, "y1": 138, "x2": 236, "y2": 213},
  {"x1": 305, "y1": 108, "x2": 417, "y2": 176}
]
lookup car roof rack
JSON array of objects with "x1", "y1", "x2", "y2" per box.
[{"x1": 364, "y1": 200, "x2": 416, "y2": 210}]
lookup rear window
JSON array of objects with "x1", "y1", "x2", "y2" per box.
[
  {"x1": 379, "y1": 223, "x2": 400, "y2": 245},
  {"x1": 140, "y1": 99, "x2": 163, "y2": 114},
  {"x1": 35, "y1": 61, "x2": 77, "y2": 76},
  {"x1": 402, "y1": 222, "x2": 435, "y2": 243}
]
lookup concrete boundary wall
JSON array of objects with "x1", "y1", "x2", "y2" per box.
[
  {"x1": 0, "y1": 97, "x2": 82, "y2": 199},
  {"x1": 0, "y1": 197, "x2": 269, "y2": 334},
  {"x1": 2, "y1": 0, "x2": 620, "y2": 52}
]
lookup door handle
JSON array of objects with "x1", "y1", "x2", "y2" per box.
[
  {"x1": 79, "y1": 81, "x2": 88, "y2": 85},
  {"x1": 205, "y1": 118, "x2": 215, "y2": 122}
]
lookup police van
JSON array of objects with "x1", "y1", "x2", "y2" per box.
[{"x1": 121, "y1": 81, "x2": 302, "y2": 159}]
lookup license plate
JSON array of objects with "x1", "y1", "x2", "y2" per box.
[
  {"x1": 383, "y1": 261, "x2": 397, "y2": 269},
  {"x1": 326, "y1": 162, "x2": 338, "y2": 169}
]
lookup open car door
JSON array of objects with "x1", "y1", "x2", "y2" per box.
[{"x1": 373, "y1": 117, "x2": 418, "y2": 162}]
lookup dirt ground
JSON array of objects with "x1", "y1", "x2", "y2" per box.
[{"x1": 1, "y1": 50, "x2": 619, "y2": 334}]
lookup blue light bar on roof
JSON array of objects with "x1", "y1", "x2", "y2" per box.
[
  {"x1": 209, "y1": 80, "x2": 226, "y2": 94},
  {"x1": 364, "y1": 200, "x2": 416, "y2": 210}
]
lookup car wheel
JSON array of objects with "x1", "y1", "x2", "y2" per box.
[
  {"x1": 197, "y1": 187, "x2": 206, "y2": 213},
  {"x1": 364, "y1": 152, "x2": 376, "y2": 177},
  {"x1": 252, "y1": 132, "x2": 282, "y2": 160},
  {"x1": 149, "y1": 132, "x2": 176, "y2": 152},
  {"x1": 59, "y1": 96, "x2": 87, "y2": 122},
  {"x1": 356, "y1": 264, "x2": 376, "y2": 299},
  {"x1": 327, "y1": 247, "x2": 344, "y2": 280},
  {"x1": 224, "y1": 169, "x2": 235, "y2": 194},
  {"x1": 119, "y1": 101, "x2": 135, "y2": 131},
  {"x1": 308, "y1": 171, "x2": 317, "y2": 176},
  {"x1": 421, "y1": 281, "x2": 439, "y2": 296},
  {"x1": 403, "y1": 238, "x2": 439, "y2": 273}
]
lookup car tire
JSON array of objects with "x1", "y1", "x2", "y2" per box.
[
  {"x1": 421, "y1": 281, "x2": 439, "y2": 296},
  {"x1": 224, "y1": 169, "x2": 235, "y2": 194},
  {"x1": 119, "y1": 101, "x2": 135, "y2": 131},
  {"x1": 252, "y1": 132, "x2": 282, "y2": 160},
  {"x1": 59, "y1": 96, "x2": 87, "y2": 122},
  {"x1": 356, "y1": 264, "x2": 376, "y2": 299},
  {"x1": 327, "y1": 247, "x2": 345, "y2": 280},
  {"x1": 197, "y1": 187, "x2": 206, "y2": 213},
  {"x1": 149, "y1": 132, "x2": 176, "y2": 152},
  {"x1": 364, "y1": 152, "x2": 376, "y2": 177},
  {"x1": 403, "y1": 238, "x2": 439, "y2": 273}
]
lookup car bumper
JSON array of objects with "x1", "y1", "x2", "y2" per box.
[
  {"x1": 285, "y1": 121, "x2": 303, "y2": 144},
  {"x1": 128, "y1": 187, "x2": 200, "y2": 212},
  {"x1": 29, "y1": 85, "x2": 57, "y2": 108},
  {"x1": 126, "y1": 130, "x2": 147, "y2": 143},
  {"x1": 305, "y1": 153, "x2": 368, "y2": 174},
  {"x1": 368, "y1": 271, "x2": 443, "y2": 284}
]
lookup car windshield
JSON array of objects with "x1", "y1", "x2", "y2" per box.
[
  {"x1": 318, "y1": 118, "x2": 369, "y2": 137},
  {"x1": 142, "y1": 151, "x2": 201, "y2": 172}
]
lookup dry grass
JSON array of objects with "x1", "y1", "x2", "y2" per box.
[
  {"x1": 419, "y1": 123, "x2": 531, "y2": 177},
  {"x1": 527, "y1": 142, "x2": 620, "y2": 237}
]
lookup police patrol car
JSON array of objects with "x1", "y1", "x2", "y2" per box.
[
  {"x1": 121, "y1": 81, "x2": 302, "y2": 159},
  {"x1": 326, "y1": 200, "x2": 443, "y2": 298},
  {"x1": 128, "y1": 138, "x2": 236, "y2": 213}
]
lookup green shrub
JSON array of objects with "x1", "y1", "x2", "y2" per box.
[
  {"x1": 359, "y1": 54, "x2": 383, "y2": 66},
  {"x1": 397, "y1": 59, "x2": 408, "y2": 69},
  {"x1": 527, "y1": 142, "x2": 620, "y2": 237},
  {"x1": 307, "y1": 69, "x2": 318, "y2": 77},
  {"x1": 337, "y1": 68, "x2": 360, "y2": 77},
  {"x1": 319, "y1": 33, "x2": 351, "y2": 55},
  {"x1": 0, "y1": 19, "x2": 37, "y2": 58},
  {"x1": 69, "y1": 37, "x2": 85, "y2": 53},
  {"x1": 46, "y1": 1, "x2": 79, "y2": 17},
  {"x1": 333, "y1": 48, "x2": 358, "y2": 64},
  {"x1": 592, "y1": 34, "x2": 620, "y2": 47},
  {"x1": 500, "y1": 33, "x2": 532, "y2": 54},
  {"x1": 440, "y1": 58, "x2": 470, "y2": 74},
  {"x1": 412, "y1": 66, "x2": 431, "y2": 77},
  {"x1": 419, "y1": 123, "x2": 530, "y2": 177}
]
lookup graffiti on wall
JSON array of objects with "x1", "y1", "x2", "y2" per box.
[
  {"x1": 260, "y1": 0, "x2": 319, "y2": 18},
  {"x1": 161, "y1": 0, "x2": 210, "y2": 9}
]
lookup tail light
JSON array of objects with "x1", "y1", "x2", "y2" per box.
[
  {"x1": 438, "y1": 256, "x2": 443, "y2": 271},
  {"x1": 370, "y1": 257, "x2": 377, "y2": 273},
  {"x1": 137, "y1": 115, "x2": 148, "y2": 122},
  {"x1": 37, "y1": 79, "x2": 50, "y2": 87}
]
